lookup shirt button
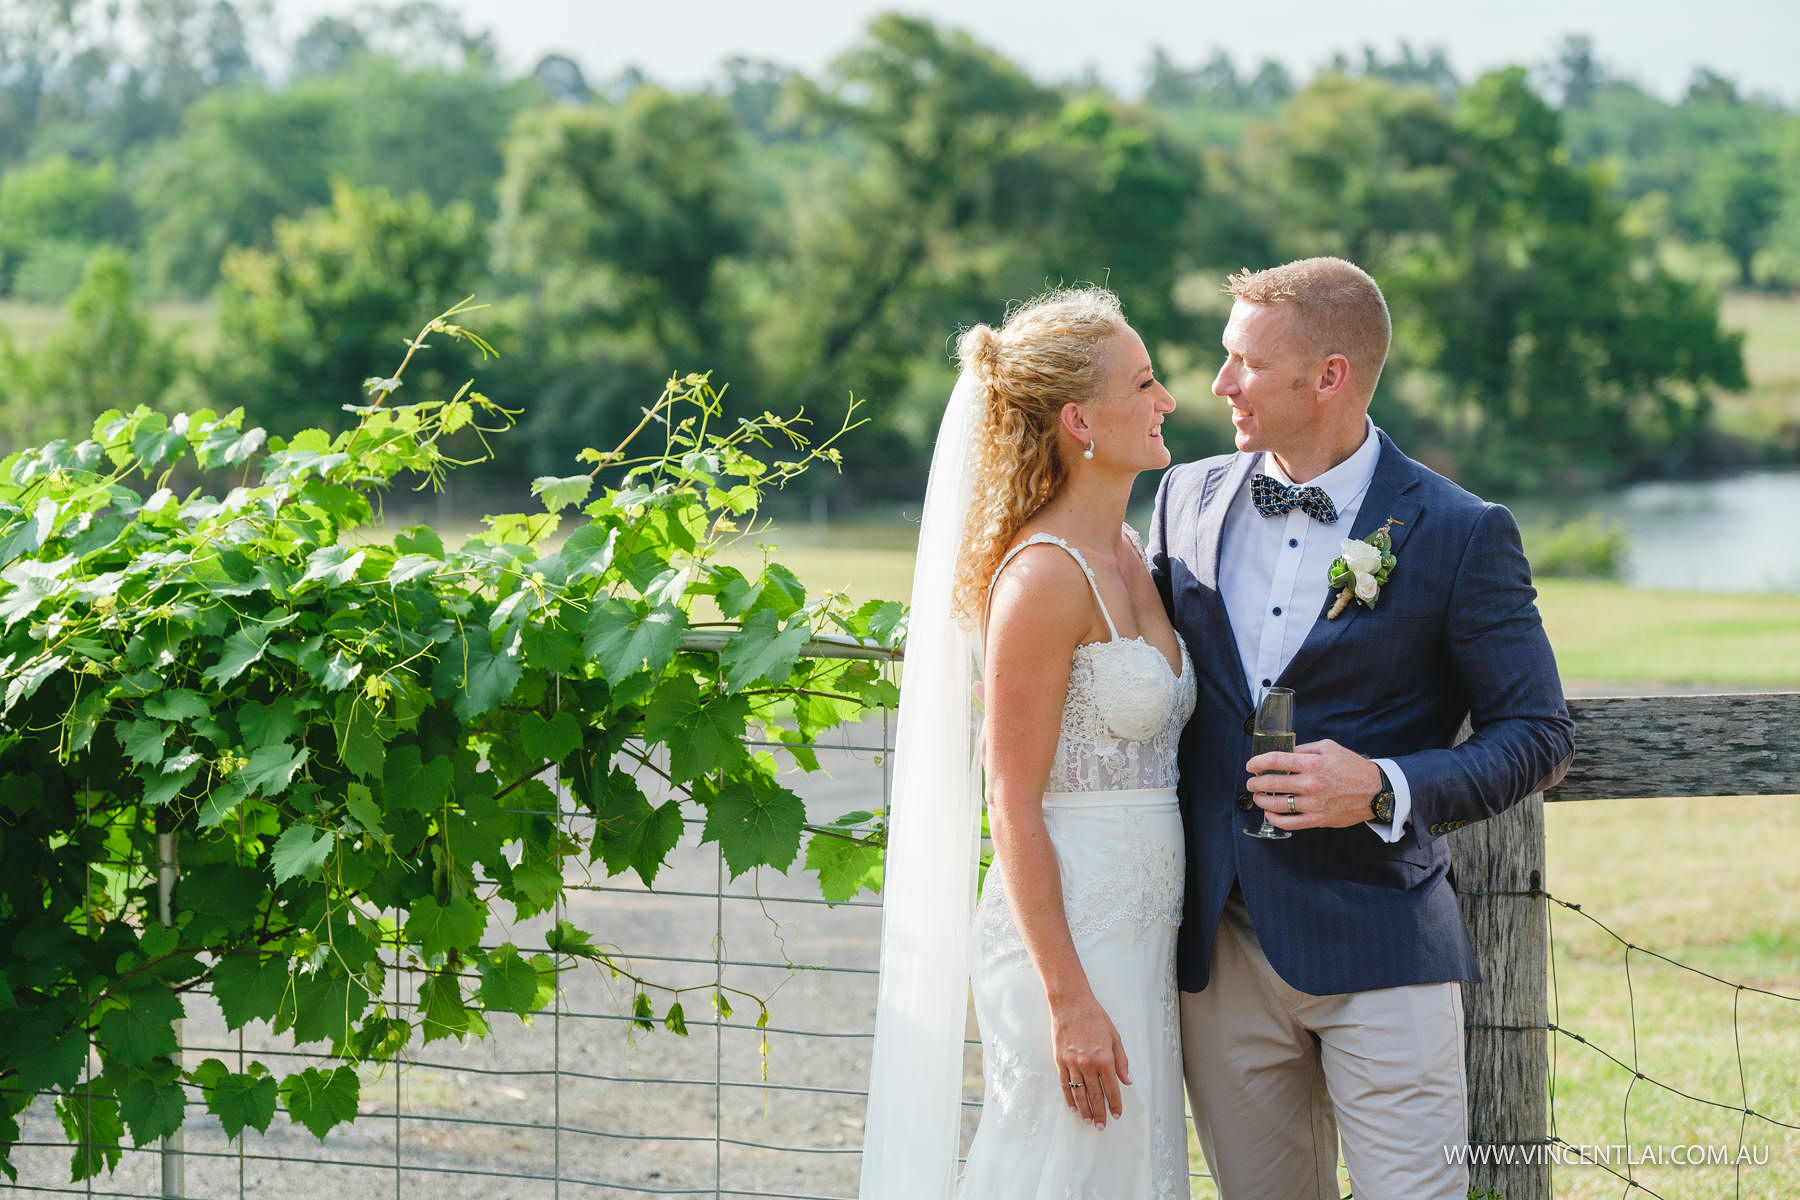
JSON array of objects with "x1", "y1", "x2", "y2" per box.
[
  {"x1": 1261, "y1": 678, "x2": 1272, "y2": 688},
  {"x1": 1288, "y1": 538, "x2": 1298, "y2": 548},
  {"x1": 1272, "y1": 607, "x2": 1282, "y2": 617}
]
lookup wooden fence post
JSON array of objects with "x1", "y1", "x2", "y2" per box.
[{"x1": 1454, "y1": 791, "x2": 1551, "y2": 1200}]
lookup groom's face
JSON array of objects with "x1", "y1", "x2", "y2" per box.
[{"x1": 1213, "y1": 301, "x2": 1320, "y2": 461}]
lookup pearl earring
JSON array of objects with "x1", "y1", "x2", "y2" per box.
[{"x1": 1083, "y1": 440, "x2": 1095, "y2": 461}]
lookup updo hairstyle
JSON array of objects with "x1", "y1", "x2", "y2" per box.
[{"x1": 950, "y1": 286, "x2": 1125, "y2": 625}]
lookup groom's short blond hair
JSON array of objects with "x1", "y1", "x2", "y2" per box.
[{"x1": 1227, "y1": 258, "x2": 1391, "y2": 402}]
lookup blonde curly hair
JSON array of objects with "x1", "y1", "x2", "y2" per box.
[{"x1": 950, "y1": 286, "x2": 1126, "y2": 625}]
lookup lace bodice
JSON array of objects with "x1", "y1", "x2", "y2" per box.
[{"x1": 987, "y1": 530, "x2": 1196, "y2": 793}]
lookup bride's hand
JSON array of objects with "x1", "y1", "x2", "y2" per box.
[{"x1": 1051, "y1": 993, "x2": 1131, "y2": 1129}]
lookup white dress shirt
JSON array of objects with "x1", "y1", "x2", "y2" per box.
[{"x1": 1219, "y1": 418, "x2": 1413, "y2": 840}]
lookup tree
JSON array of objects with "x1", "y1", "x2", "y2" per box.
[
  {"x1": 0, "y1": 152, "x2": 133, "y2": 296},
  {"x1": 134, "y1": 55, "x2": 530, "y2": 294},
  {"x1": 1690, "y1": 149, "x2": 1785, "y2": 286},
  {"x1": 490, "y1": 88, "x2": 754, "y2": 474},
  {"x1": 0, "y1": 249, "x2": 182, "y2": 449},
  {"x1": 205, "y1": 181, "x2": 488, "y2": 435}
]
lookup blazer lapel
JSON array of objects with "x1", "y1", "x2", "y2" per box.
[
  {"x1": 1277, "y1": 432, "x2": 1423, "y2": 686},
  {"x1": 1193, "y1": 453, "x2": 1259, "y2": 711}
]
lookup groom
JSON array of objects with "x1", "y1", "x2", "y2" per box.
[{"x1": 1148, "y1": 257, "x2": 1574, "y2": 1199}]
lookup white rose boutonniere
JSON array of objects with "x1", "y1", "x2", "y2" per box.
[{"x1": 1326, "y1": 518, "x2": 1402, "y2": 619}]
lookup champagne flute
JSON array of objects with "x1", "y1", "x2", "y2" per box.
[{"x1": 1244, "y1": 687, "x2": 1295, "y2": 841}]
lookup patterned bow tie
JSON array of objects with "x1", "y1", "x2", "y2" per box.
[{"x1": 1250, "y1": 473, "x2": 1338, "y2": 523}]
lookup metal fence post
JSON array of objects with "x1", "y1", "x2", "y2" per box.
[{"x1": 155, "y1": 830, "x2": 184, "y2": 1200}]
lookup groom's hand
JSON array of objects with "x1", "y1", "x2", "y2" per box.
[{"x1": 1245, "y1": 739, "x2": 1383, "y2": 831}]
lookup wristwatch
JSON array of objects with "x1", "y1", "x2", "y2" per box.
[{"x1": 1369, "y1": 765, "x2": 1396, "y2": 825}]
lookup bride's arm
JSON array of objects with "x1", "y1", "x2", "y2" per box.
[{"x1": 983, "y1": 545, "x2": 1131, "y2": 1130}]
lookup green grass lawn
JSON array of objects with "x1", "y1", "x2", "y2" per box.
[{"x1": 1713, "y1": 291, "x2": 1800, "y2": 449}]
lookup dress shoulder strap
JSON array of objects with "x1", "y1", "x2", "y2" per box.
[
  {"x1": 1120, "y1": 522, "x2": 1147, "y2": 560},
  {"x1": 985, "y1": 533, "x2": 1120, "y2": 640}
]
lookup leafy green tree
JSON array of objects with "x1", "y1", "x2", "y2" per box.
[
  {"x1": 1394, "y1": 70, "x2": 1745, "y2": 483},
  {"x1": 490, "y1": 87, "x2": 753, "y2": 473},
  {"x1": 1689, "y1": 148, "x2": 1785, "y2": 286},
  {"x1": 0, "y1": 248, "x2": 182, "y2": 449},
  {"x1": 134, "y1": 54, "x2": 530, "y2": 294},
  {"x1": 0, "y1": 152, "x2": 133, "y2": 296},
  {"x1": 206, "y1": 181, "x2": 488, "y2": 434}
]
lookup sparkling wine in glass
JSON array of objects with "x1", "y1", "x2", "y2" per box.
[{"x1": 1244, "y1": 687, "x2": 1295, "y2": 841}]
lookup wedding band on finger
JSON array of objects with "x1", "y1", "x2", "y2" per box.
[
  {"x1": 1285, "y1": 795, "x2": 1297, "y2": 815},
  {"x1": 1065, "y1": 1080, "x2": 1083, "y2": 1089}
]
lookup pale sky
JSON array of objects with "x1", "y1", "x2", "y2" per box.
[{"x1": 275, "y1": 0, "x2": 1799, "y2": 104}]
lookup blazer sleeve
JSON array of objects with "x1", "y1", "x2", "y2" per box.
[{"x1": 1389, "y1": 502, "x2": 1576, "y2": 844}]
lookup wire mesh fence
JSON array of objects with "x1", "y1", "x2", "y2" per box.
[{"x1": 8, "y1": 673, "x2": 1799, "y2": 1199}]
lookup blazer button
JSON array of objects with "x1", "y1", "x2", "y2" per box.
[
  {"x1": 1242, "y1": 714, "x2": 1254, "y2": 735},
  {"x1": 1237, "y1": 792, "x2": 1255, "y2": 812}
]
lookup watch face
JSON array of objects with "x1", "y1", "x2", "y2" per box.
[{"x1": 1372, "y1": 792, "x2": 1394, "y2": 824}]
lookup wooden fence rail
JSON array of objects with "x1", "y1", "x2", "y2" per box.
[{"x1": 1453, "y1": 691, "x2": 1800, "y2": 1200}]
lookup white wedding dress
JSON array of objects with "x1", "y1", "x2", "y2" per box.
[{"x1": 960, "y1": 532, "x2": 1194, "y2": 1200}]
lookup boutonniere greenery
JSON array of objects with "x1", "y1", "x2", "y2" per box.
[{"x1": 1326, "y1": 518, "x2": 1403, "y2": 619}]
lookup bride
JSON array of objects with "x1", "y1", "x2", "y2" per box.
[{"x1": 860, "y1": 288, "x2": 1192, "y2": 1198}]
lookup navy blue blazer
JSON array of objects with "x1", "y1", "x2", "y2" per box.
[{"x1": 1148, "y1": 432, "x2": 1575, "y2": 996}]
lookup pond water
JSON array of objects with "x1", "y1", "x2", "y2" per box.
[{"x1": 1511, "y1": 470, "x2": 1800, "y2": 594}]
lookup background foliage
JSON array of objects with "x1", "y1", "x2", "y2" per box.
[{"x1": 0, "y1": 3, "x2": 1792, "y2": 496}]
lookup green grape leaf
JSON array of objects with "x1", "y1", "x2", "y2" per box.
[
  {"x1": 298, "y1": 545, "x2": 366, "y2": 588},
  {"x1": 642, "y1": 677, "x2": 750, "y2": 783},
  {"x1": 531, "y1": 474, "x2": 593, "y2": 513},
  {"x1": 663, "y1": 1000, "x2": 688, "y2": 1037},
  {"x1": 343, "y1": 782, "x2": 390, "y2": 851},
  {"x1": 270, "y1": 823, "x2": 336, "y2": 886},
  {"x1": 236, "y1": 697, "x2": 301, "y2": 749},
  {"x1": 204, "y1": 627, "x2": 268, "y2": 686},
  {"x1": 119, "y1": 1062, "x2": 187, "y2": 1145},
  {"x1": 56, "y1": 1086, "x2": 123, "y2": 1180},
  {"x1": 143, "y1": 689, "x2": 209, "y2": 722},
  {"x1": 477, "y1": 945, "x2": 547, "y2": 1015},
  {"x1": 698, "y1": 775, "x2": 805, "y2": 877},
  {"x1": 545, "y1": 919, "x2": 601, "y2": 961},
  {"x1": 290, "y1": 969, "x2": 371, "y2": 1046},
  {"x1": 418, "y1": 969, "x2": 471, "y2": 1043},
  {"x1": 555, "y1": 522, "x2": 617, "y2": 584},
  {"x1": 95, "y1": 987, "x2": 183, "y2": 1067},
  {"x1": 519, "y1": 710, "x2": 582, "y2": 764},
  {"x1": 142, "y1": 760, "x2": 200, "y2": 807},
  {"x1": 205, "y1": 1068, "x2": 279, "y2": 1138},
  {"x1": 335, "y1": 700, "x2": 385, "y2": 779},
  {"x1": 388, "y1": 553, "x2": 440, "y2": 584},
  {"x1": 280, "y1": 1066, "x2": 359, "y2": 1141},
  {"x1": 319, "y1": 651, "x2": 363, "y2": 691},
  {"x1": 805, "y1": 829, "x2": 885, "y2": 903},
  {"x1": 434, "y1": 628, "x2": 524, "y2": 720},
  {"x1": 177, "y1": 864, "x2": 267, "y2": 940},
  {"x1": 394, "y1": 524, "x2": 445, "y2": 559},
  {"x1": 720, "y1": 607, "x2": 809, "y2": 693},
  {"x1": 120, "y1": 718, "x2": 167, "y2": 767},
  {"x1": 593, "y1": 770, "x2": 684, "y2": 888},
  {"x1": 240, "y1": 742, "x2": 309, "y2": 797},
  {"x1": 211, "y1": 954, "x2": 290, "y2": 1031},
  {"x1": 383, "y1": 744, "x2": 454, "y2": 813},
  {"x1": 584, "y1": 598, "x2": 686, "y2": 682},
  {"x1": 12, "y1": 1018, "x2": 88, "y2": 1092},
  {"x1": 403, "y1": 895, "x2": 486, "y2": 961}
]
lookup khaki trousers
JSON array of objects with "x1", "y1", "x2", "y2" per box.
[{"x1": 1179, "y1": 895, "x2": 1471, "y2": 1200}]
